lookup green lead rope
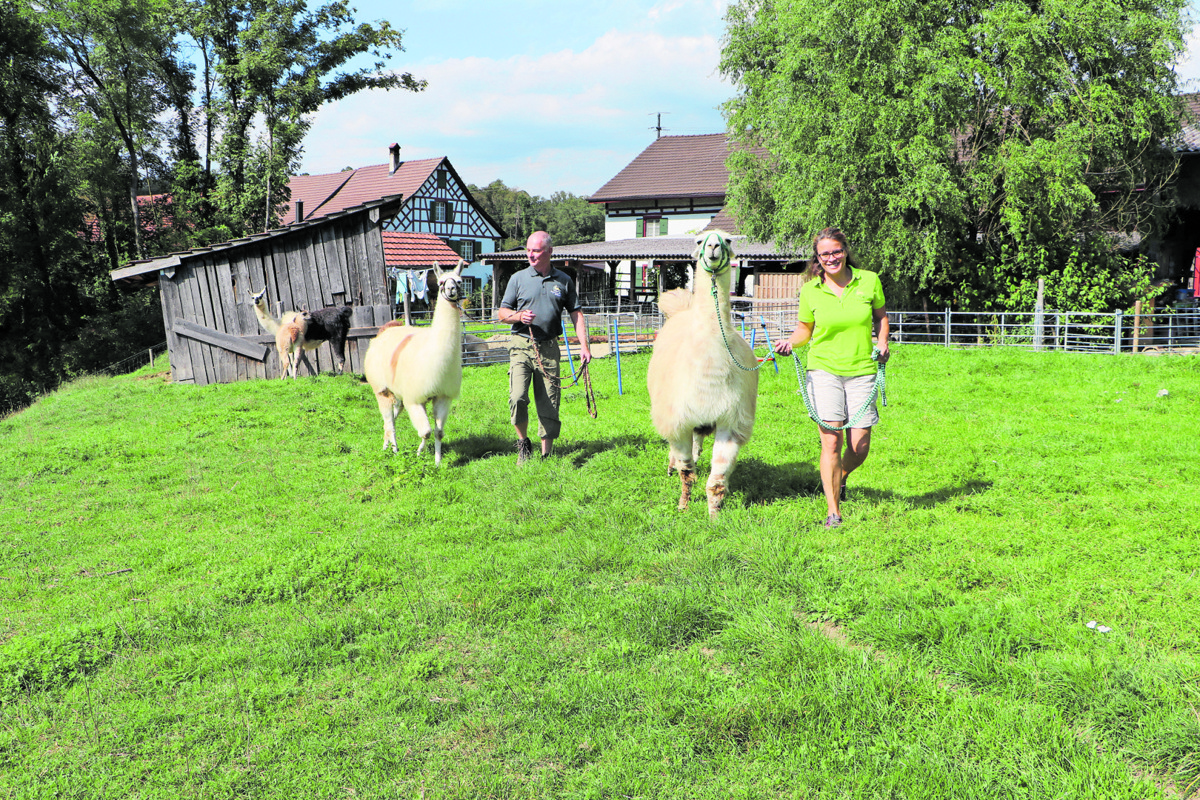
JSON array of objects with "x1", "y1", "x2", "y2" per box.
[{"x1": 792, "y1": 346, "x2": 887, "y2": 433}]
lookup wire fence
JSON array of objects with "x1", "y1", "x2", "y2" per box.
[
  {"x1": 95, "y1": 341, "x2": 170, "y2": 377},
  {"x1": 132, "y1": 300, "x2": 1199, "y2": 378}
]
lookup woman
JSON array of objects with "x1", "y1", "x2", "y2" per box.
[{"x1": 774, "y1": 228, "x2": 890, "y2": 528}]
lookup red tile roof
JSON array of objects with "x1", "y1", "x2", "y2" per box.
[
  {"x1": 702, "y1": 207, "x2": 742, "y2": 235},
  {"x1": 284, "y1": 157, "x2": 445, "y2": 223},
  {"x1": 590, "y1": 134, "x2": 766, "y2": 204},
  {"x1": 382, "y1": 231, "x2": 462, "y2": 268}
]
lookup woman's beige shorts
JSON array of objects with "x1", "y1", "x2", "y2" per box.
[{"x1": 806, "y1": 370, "x2": 879, "y2": 427}]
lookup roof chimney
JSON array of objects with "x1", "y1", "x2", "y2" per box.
[
  {"x1": 295, "y1": 200, "x2": 304, "y2": 224},
  {"x1": 389, "y1": 143, "x2": 402, "y2": 175}
]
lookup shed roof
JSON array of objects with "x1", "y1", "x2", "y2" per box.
[
  {"x1": 589, "y1": 134, "x2": 766, "y2": 204},
  {"x1": 110, "y1": 195, "x2": 404, "y2": 287}
]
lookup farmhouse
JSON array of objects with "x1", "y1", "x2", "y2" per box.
[
  {"x1": 482, "y1": 134, "x2": 802, "y2": 309},
  {"x1": 110, "y1": 150, "x2": 506, "y2": 385}
]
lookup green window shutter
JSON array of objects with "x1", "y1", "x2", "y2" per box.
[
  {"x1": 659, "y1": 217, "x2": 668, "y2": 236},
  {"x1": 428, "y1": 201, "x2": 435, "y2": 223},
  {"x1": 447, "y1": 202, "x2": 455, "y2": 224},
  {"x1": 635, "y1": 218, "x2": 643, "y2": 238},
  {"x1": 447, "y1": 239, "x2": 461, "y2": 256}
]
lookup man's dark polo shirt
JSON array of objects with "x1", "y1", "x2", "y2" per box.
[{"x1": 500, "y1": 265, "x2": 581, "y2": 342}]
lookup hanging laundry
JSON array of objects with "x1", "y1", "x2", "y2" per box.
[
  {"x1": 411, "y1": 269, "x2": 428, "y2": 302},
  {"x1": 392, "y1": 269, "x2": 409, "y2": 304}
]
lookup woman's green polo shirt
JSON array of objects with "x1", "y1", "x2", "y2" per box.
[{"x1": 797, "y1": 268, "x2": 885, "y2": 376}]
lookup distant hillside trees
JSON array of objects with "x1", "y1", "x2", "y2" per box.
[
  {"x1": 469, "y1": 180, "x2": 605, "y2": 250},
  {"x1": 0, "y1": 0, "x2": 423, "y2": 412},
  {"x1": 721, "y1": 0, "x2": 1188, "y2": 312}
]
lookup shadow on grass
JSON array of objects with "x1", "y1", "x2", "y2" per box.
[
  {"x1": 853, "y1": 479, "x2": 994, "y2": 509},
  {"x1": 450, "y1": 432, "x2": 521, "y2": 463},
  {"x1": 559, "y1": 434, "x2": 657, "y2": 468},
  {"x1": 448, "y1": 432, "x2": 658, "y2": 467},
  {"x1": 734, "y1": 457, "x2": 823, "y2": 505}
]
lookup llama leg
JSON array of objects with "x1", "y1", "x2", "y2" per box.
[
  {"x1": 706, "y1": 430, "x2": 745, "y2": 519},
  {"x1": 430, "y1": 396, "x2": 453, "y2": 467},
  {"x1": 374, "y1": 391, "x2": 398, "y2": 452},
  {"x1": 667, "y1": 436, "x2": 695, "y2": 510},
  {"x1": 405, "y1": 402, "x2": 433, "y2": 457}
]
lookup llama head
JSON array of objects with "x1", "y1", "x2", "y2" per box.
[
  {"x1": 434, "y1": 259, "x2": 467, "y2": 305},
  {"x1": 694, "y1": 230, "x2": 734, "y2": 275},
  {"x1": 247, "y1": 287, "x2": 267, "y2": 304}
]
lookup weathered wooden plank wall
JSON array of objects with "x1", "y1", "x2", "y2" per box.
[{"x1": 157, "y1": 205, "x2": 399, "y2": 385}]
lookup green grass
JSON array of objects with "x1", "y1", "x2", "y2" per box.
[{"x1": 1, "y1": 346, "x2": 1198, "y2": 798}]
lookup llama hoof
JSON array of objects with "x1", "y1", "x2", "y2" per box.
[{"x1": 706, "y1": 486, "x2": 727, "y2": 519}]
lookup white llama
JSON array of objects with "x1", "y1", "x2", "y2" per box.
[
  {"x1": 647, "y1": 230, "x2": 758, "y2": 518},
  {"x1": 363, "y1": 260, "x2": 466, "y2": 466}
]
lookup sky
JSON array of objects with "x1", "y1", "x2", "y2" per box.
[{"x1": 300, "y1": 0, "x2": 1200, "y2": 200}]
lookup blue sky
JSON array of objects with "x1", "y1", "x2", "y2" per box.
[{"x1": 300, "y1": 0, "x2": 1200, "y2": 199}]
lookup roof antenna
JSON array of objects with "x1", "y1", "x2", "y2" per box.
[{"x1": 649, "y1": 112, "x2": 670, "y2": 139}]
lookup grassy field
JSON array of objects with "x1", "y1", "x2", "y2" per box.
[{"x1": 2, "y1": 344, "x2": 1198, "y2": 799}]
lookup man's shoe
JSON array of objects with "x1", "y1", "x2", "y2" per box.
[
  {"x1": 517, "y1": 437, "x2": 534, "y2": 465},
  {"x1": 823, "y1": 514, "x2": 842, "y2": 529}
]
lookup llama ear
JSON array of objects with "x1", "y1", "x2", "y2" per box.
[{"x1": 454, "y1": 259, "x2": 465, "y2": 277}]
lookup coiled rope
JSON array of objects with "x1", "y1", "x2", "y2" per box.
[
  {"x1": 792, "y1": 345, "x2": 887, "y2": 432},
  {"x1": 530, "y1": 338, "x2": 598, "y2": 419}
]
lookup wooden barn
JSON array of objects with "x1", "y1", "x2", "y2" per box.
[{"x1": 111, "y1": 196, "x2": 404, "y2": 385}]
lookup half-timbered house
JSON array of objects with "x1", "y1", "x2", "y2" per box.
[{"x1": 110, "y1": 149, "x2": 507, "y2": 385}]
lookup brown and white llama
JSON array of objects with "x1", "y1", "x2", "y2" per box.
[
  {"x1": 647, "y1": 230, "x2": 758, "y2": 518},
  {"x1": 363, "y1": 260, "x2": 466, "y2": 466},
  {"x1": 275, "y1": 310, "x2": 310, "y2": 379},
  {"x1": 247, "y1": 288, "x2": 353, "y2": 375}
]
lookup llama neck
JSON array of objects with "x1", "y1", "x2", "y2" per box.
[
  {"x1": 253, "y1": 300, "x2": 280, "y2": 333},
  {"x1": 693, "y1": 264, "x2": 733, "y2": 327},
  {"x1": 431, "y1": 294, "x2": 462, "y2": 336}
]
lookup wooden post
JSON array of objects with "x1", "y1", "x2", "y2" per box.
[
  {"x1": 1145, "y1": 296, "x2": 1155, "y2": 349},
  {"x1": 402, "y1": 271, "x2": 412, "y2": 326},
  {"x1": 1034, "y1": 277, "x2": 1045, "y2": 351},
  {"x1": 1133, "y1": 300, "x2": 1141, "y2": 352}
]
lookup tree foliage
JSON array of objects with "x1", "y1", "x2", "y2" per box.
[
  {"x1": 469, "y1": 180, "x2": 605, "y2": 250},
  {"x1": 0, "y1": 2, "x2": 91, "y2": 410},
  {"x1": 187, "y1": 0, "x2": 426, "y2": 237},
  {"x1": 0, "y1": 0, "x2": 423, "y2": 410},
  {"x1": 721, "y1": 0, "x2": 1188, "y2": 311}
]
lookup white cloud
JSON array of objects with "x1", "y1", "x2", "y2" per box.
[
  {"x1": 299, "y1": 11, "x2": 732, "y2": 196},
  {"x1": 1179, "y1": 24, "x2": 1200, "y2": 91}
]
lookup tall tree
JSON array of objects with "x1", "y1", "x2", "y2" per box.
[
  {"x1": 721, "y1": 0, "x2": 1188, "y2": 311},
  {"x1": 188, "y1": 0, "x2": 426, "y2": 235},
  {"x1": 43, "y1": 0, "x2": 184, "y2": 261},
  {"x1": 0, "y1": 3, "x2": 91, "y2": 411}
]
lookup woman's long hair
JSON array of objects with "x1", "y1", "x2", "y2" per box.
[{"x1": 804, "y1": 227, "x2": 859, "y2": 283}]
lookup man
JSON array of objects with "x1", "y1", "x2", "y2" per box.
[{"x1": 498, "y1": 231, "x2": 592, "y2": 463}]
